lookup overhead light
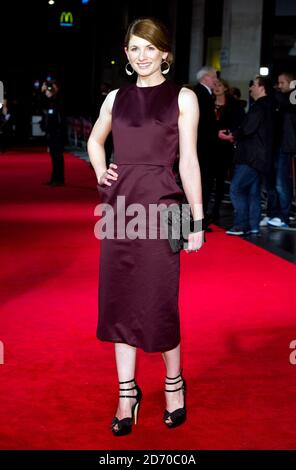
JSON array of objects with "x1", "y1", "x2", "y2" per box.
[
  {"x1": 288, "y1": 41, "x2": 296, "y2": 56},
  {"x1": 48, "y1": 0, "x2": 55, "y2": 5},
  {"x1": 259, "y1": 67, "x2": 269, "y2": 76}
]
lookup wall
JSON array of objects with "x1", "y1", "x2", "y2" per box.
[{"x1": 220, "y1": 0, "x2": 264, "y2": 100}]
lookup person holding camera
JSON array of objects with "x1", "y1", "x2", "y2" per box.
[
  {"x1": 41, "y1": 80, "x2": 65, "y2": 186},
  {"x1": 0, "y1": 98, "x2": 14, "y2": 153}
]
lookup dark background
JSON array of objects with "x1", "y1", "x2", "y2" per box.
[
  {"x1": 1, "y1": 0, "x2": 193, "y2": 119},
  {"x1": 1, "y1": 0, "x2": 296, "y2": 140}
]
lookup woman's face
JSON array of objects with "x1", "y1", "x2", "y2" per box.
[
  {"x1": 213, "y1": 80, "x2": 227, "y2": 96},
  {"x1": 125, "y1": 34, "x2": 168, "y2": 77}
]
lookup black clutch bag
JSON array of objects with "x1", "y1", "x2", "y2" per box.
[{"x1": 162, "y1": 203, "x2": 206, "y2": 253}]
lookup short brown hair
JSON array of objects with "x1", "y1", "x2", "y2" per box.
[
  {"x1": 255, "y1": 75, "x2": 273, "y2": 95},
  {"x1": 278, "y1": 72, "x2": 295, "y2": 82},
  {"x1": 124, "y1": 18, "x2": 173, "y2": 64}
]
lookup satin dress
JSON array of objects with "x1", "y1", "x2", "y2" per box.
[{"x1": 96, "y1": 80, "x2": 184, "y2": 352}]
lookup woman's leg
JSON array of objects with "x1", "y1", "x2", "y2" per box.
[
  {"x1": 162, "y1": 343, "x2": 184, "y2": 423},
  {"x1": 162, "y1": 342, "x2": 181, "y2": 378},
  {"x1": 113, "y1": 343, "x2": 138, "y2": 429}
]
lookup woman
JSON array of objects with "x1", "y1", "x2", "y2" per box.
[
  {"x1": 212, "y1": 78, "x2": 245, "y2": 220},
  {"x1": 87, "y1": 18, "x2": 203, "y2": 436}
]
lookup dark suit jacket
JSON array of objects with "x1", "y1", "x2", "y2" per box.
[
  {"x1": 275, "y1": 90, "x2": 296, "y2": 153},
  {"x1": 193, "y1": 83, "x2": 218, "y2": 165},
  {"x1": 233, "y1": 96, "x2": 277, "y2": 173}
]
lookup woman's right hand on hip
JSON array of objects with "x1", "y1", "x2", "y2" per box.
[{"x1": 98, "y1": 163, "x2": 118, "y2": 186}]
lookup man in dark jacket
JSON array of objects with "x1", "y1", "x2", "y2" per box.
[
  {"x1": 193, "y1": 66, "x2": 218, "y2": 228},
  {"x1": 220, "y1": 76, "x2": 276, "y2": 235},
  {"x1": 265, "y1": 73, "x2": 296, "y2": 228},
  {"x1": 41, "y1": 79, "x2": 65, "y2": 186}
]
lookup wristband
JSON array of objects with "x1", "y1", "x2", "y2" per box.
[{"x1": 191, "y1": 219, "x2": 205, "y2": 233}]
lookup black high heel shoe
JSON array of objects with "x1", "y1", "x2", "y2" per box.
[
  {"x1": 163, "y1": 370, "x2": 186, "y2": 428},
  {"x1": 111, "y1": 378, "x2": 142, "y2": 436}
]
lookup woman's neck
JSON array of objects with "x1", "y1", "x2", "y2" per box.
[
  {"x1": 215, "y1": 94, "x2": 226, "y2": 105},
  {"x1": 136, "y1": 72, "x2": 165, "y2": 88}
]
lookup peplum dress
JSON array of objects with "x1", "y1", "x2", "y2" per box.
[{"x1": 96, "y1": 79, "x2": 185, "y2": 352}]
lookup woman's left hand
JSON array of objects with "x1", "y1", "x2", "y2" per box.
[{"x1": 185, "y1": 231, "x2": 204, "y2": 253}]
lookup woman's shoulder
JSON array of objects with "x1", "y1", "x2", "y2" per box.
[
  {"x1": 226, "y1": 94, "x2": 244, "y2": 109},
  {"x1": 179, "y1": 86, "x2": 197, "y2": 97},
  {"x1": 178, "y1": 86, "x2": 198, "y2": 109},
  {"x1": 107, "y1": 88, "x2": 120, "y2": 105},
  {"x1": 102, "y1": 88, "x2": 120, "y2": 113},
  {"x1": 109, "y1": 83, "x2": 136, "y2": 106},
  {"x1": 95, "y1": 85, "x2": 133, "y2": 116}
]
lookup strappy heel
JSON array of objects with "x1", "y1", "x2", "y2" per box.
[
  {"x1": 163, "y1": 370, "x2": 186, "y2": 428},
  {"x1": 111, "y1": 378, "x2": 142, "y2": 436}
]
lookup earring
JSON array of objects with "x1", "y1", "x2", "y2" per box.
[
  {"x1": 125, "y1": 62, "x2": 134, "y2": 76},
  {"x1": 161, "y1": 60, "x2": 170, "y2": 75}
]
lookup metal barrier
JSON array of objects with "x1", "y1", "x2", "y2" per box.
[{"x1": 67, "y1": 116, "x2": 93, "y2": 151}]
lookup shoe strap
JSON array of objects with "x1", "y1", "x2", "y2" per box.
[
  {"x1": 166, "y1": 369, "x2": 183, "y2": 380},
  {"x1": 119, "y1": 394, "x2": 138, "y2": 398},
  {"x1": 119, "y1": 385, "x2": 137, "y2": 391},
  {"x1": 165, "y1": 385, "x2": 184, "y2": 392},
  {"x1": 119, "y1": 378, "x2": 135, "y2": 384},
  {"x1": 119, "y1": 384, "x2": 139, "y2": 398},
  {"x1": 165, "y1": 377, "x2": 182, "y2": 385}
]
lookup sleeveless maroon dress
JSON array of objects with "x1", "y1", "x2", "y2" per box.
[{"x1": 97, "y1": 80, "x2": 184, "y2": 352}]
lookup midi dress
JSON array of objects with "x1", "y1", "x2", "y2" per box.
[{"x1": 96, "y1": 79, "x2": 184, "y2": 352}]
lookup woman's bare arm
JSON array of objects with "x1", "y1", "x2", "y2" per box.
[
  {"x1": 87, "y1": 89, "x2": 119, "y2": 185},
  {"x1": 178, "y1": 87, "x2": 203, "y2": 220}
]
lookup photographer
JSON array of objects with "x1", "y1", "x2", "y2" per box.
[
  {"x1": 41, "y1": 79, "x2": 65, "y2": 186},
  {"x1": 0, "y1": 98, "x2": 14, "y2": 153}
]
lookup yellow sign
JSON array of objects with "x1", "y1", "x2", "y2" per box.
[{"x1": 60, "y1": 11, "x2": 73, "y2": 27}]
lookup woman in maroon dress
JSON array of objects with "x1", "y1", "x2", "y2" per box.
[{"x1": 87, "y1": 18, "x2": 203, "y2": 436}]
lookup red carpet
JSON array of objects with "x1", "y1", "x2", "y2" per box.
[{"x1": 0, "y1": 148, "x2": 296, "y2": 450}]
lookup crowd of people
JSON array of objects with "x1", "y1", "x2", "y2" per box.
[
  {"x1": 88, "y1": 67, "x2": 296, "y2": 234},
  {"x1": 191, "y1": 67, "x2": 296, "y2": 234}
]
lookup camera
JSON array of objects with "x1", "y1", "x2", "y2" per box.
[
  {"x1": 45, "y1": 81, "x2": 54, "y2": 92},
  {"x1": 42, "y1": 78, "x2": 57, "y2": 94}
]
